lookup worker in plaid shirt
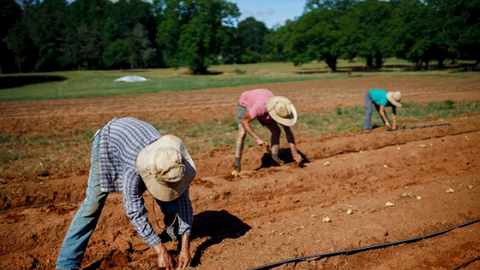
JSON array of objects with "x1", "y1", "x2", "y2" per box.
[{"x1": 56, "y1": 117, "x2": 196, "y2": 270}]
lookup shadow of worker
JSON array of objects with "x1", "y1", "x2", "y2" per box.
[{"x1": 190, "y1": 210, "x2": 251, "y2": 267}]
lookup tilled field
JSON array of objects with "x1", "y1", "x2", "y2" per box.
[{"x1": 0, "y1": 76, "x2": 479, "y2": 270}]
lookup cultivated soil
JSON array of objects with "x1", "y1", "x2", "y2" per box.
[{"x1": 1, "y1": 76, "x2": 480, "y2": 270}]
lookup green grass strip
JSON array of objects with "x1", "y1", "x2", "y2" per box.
[{"x1": 1, "y1": 60, "x2": 478, "y2": 102}]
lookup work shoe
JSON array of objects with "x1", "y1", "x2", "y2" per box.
[
  {"x1": 271, "y1": 157, "x2": 285, "y2": 166},
  {"x1": 231, "y1": 164, "x2": 241, "y2": 176}
]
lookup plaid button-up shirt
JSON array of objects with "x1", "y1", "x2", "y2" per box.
[{"x1": 98, "y1": 117, "x2": 193, "y2": 247}]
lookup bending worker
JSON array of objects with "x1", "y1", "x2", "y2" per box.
[
  {"x1": 232, "y1": 89, "x2": 302, "y2": 176},
  {"x1": 56, "y1": 117, "x2": 196, "y2": 270},
  {"x1": 364, "y1": 89, "x2": 402, "y2": 130}
]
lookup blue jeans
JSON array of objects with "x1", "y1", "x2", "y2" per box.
[
  {"x1": 56, "y1": 135, "x2": 107, "y2": 270},
  {"x1": 364, "y1": 91, "x2": 383, "y2": 130},
  {"x1": 56, "y1": 135, "x2": 179, "y2": 270}
]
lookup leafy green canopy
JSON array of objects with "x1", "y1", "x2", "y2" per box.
[
  {"x1": 0, "y1": 0, "x2": 22, "y2": 73},
  {"x1": 340, "y1": 0, "x2": 393, "y2": 67},
  {"x1": 262, "y1": 0, "x2": 480, "y2": 71},
  {"x1": 155, "y1": 0, "x2": 240, "y2": 74},
  {"x1": 237, "y1": 17, "x2": 268, "y2": 63},
  {"x1": 1, "y1": 0, "x2": 479, "y2": 74},
  {"x1": 277, "y1": 6, "x2": 345, "y2": 71}
]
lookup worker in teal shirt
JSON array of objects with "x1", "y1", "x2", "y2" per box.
[{"x1": 364, "y1": 89, "x2": 402, "y2": 130}]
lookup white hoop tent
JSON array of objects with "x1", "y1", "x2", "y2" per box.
[{"x1": 114, "y1": 75, "x2": 149, "y2": 82}]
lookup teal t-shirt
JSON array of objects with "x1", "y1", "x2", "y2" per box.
[{"x1": 369, "y1": 89, "x2": 389, "y2": 106}]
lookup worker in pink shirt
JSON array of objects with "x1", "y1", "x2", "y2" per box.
[{"x1": 232, "y1": 89, "x2": 302, "y2": 176}]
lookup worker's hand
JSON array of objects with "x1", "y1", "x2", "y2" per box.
[
  {"x1": 255, "y1": 137, "x2": 268, "y2": 147},
  {"x1": 157, "y1": 252, "x2": 175, "y2": 270},
  {"x1": 177, "y1": 248, "x2": 192, "y2": 268},
  {"x1": 155, "y1": 243, "x2": 175, "y2": 270},
  {"x1": 385, "y1": 124, "x2": 392, "y2": 130},
  {"x1": 293, "y1": 153, "x2": 303, "y2": 164}
]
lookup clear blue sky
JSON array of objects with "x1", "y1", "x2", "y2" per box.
[{"x1": 233, "y1": 0, "x2": 306, "y2": 29}]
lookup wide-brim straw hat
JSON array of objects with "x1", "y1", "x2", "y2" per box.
[
  {"x1": 136, "y1": 135, "x2": 196, "y2": 202},
  {"x1": 386, "y1": 91, "x2": 402, "y2": 107},
  {"x1": 266, "y1": 96, "x2": 297, "y2": 126}
]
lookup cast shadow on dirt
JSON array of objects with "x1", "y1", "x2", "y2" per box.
[
  {"x1": 190, "y1": 210, "x2": 251, "y2": 267},
  {"x1": 0, "y1": 75, "x2": 67, "y2": 89},
  {"x1": 256, "y1": 148, "x2": 309, "y2": 170},
  {"x1": 371, "y1": 124, "x2": 384, "y2": 130},
  {"x1": 81, "y1": 211, "x2": 250, "y2": 269}
]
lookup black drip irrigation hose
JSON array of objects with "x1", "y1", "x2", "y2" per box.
[
  {"x1": 248, "y1": 218, "x2": 480, "y2": 270},
  {"x1": 452, "y1": 255, "x2": 480, "y2": 270}
]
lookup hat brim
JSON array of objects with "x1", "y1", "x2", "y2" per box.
[
  {"x1": 136, "y1": 135, "x2": 196, "y2": 202},
  {"x1": 386, "y1": 92, "x2": 402, "y2": 107},
  {"x1": 266, "y1": 96, "x2": 297, "y2": 126}
]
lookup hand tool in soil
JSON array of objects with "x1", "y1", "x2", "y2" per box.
[{"x1": 388, "y1": 122, "x2": 450, "y2": 131}]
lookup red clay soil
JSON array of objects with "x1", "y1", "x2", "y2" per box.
[{"x1": 1, "y1": 76, "x2": 480, "y2": 270}]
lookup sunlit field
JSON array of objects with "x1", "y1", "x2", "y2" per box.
[{"x1": 0, "y1": 59, "x2": 478, "y2": 102}]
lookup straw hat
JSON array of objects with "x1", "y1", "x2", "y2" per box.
[
  {"x1": 386, "y1": 91, "x2": 402, "y2": 107},
  {"x1": 136, "y1": 135, "x2": 196, "y2": 202},
  {"x1": 266, "y1": 96, "x2": 297, "y2": 126}
]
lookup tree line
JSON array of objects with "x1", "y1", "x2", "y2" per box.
[{"x1": 1, "y1": 0, "x2": 479, "y2": 74}]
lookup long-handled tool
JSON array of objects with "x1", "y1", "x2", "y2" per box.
[{"x1": 388, "y1": 122, "x2": 450, "y2": 131}]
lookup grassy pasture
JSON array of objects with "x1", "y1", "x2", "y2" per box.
[{"x1": 0, "y1": 59, "x2": 478, "y2": 102}]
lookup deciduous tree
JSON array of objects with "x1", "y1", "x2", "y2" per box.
[
  {"x1": 103, "y1": 39, "x2": 130, "y2": 69},
  {"x1": 27, "y1": 0, "x2": 69, "y2": 71},
  {"x1": 237, "y1": 17, "x2": 268, "y2": 63},
  {"x1": 285, "y1": 5, "x2": 347, "y2": 71},
  {"x1": 0, "y1": 0, "x2": 22, "y2": 73},
  {"x1": 341, "y1": 0, "x2": 392, "y2": 68},
  {"x1": 156, "y1": 0, "x2": 240, "y2": 74}
]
